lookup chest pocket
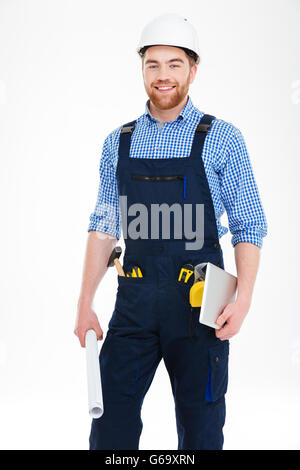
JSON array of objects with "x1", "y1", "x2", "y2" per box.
[
  {"x1": 128, "y1": 173, "x2": 189, "y2": 240},
  {"x1": 131, "y1": 173, "x2": 187, "y2": 200}
]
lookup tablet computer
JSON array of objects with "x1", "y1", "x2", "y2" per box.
[{"x1": 199, "y1": 262, "x2": 237, "y2": 329}]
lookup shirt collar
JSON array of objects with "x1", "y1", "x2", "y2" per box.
[{"x1": 145, "y1": 94, "x2": 195, "y2": 124}]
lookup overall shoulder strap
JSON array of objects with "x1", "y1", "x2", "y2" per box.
[
  {"x1": 189, "y1": 114, "x2": 216, "y2": 161},
  {"x1": 195, "y1": 113, "x2": 215, "y2": 133},
  {"x1": 118, "y1": 120, "x2": 137, "y2": 160}
]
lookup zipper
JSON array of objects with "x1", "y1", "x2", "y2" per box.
[
  {"x1": 131, "y1": 174, "x2": 184, "y2": 182},
  {"x1": 183, "y1": 176, "x2": 187, "y2": 199},
  {"x1": 131, "y1": 174, "x2": 187, "y2": 198}
]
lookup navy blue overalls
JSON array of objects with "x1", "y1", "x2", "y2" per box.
[{"x1": 89, "y1": 113, "x2": 230, "y2": 450}]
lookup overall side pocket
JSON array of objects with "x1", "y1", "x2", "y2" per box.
[
  {"x1": 100, "y1": 332, "x2": 141, "y2": 398},
  {"x1": 205, "y1": 340, "x2": 229, "y2": 402}
]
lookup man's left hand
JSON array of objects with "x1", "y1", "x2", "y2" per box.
[{"x1": 215, "y1": 298, "x2": 250, "y2": 340}]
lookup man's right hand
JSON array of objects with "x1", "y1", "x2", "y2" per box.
[
  {"x1": 74, "y1": 300, "x2": 103, "y2": 348},
  {"x1": 74, "y1": 231, "x2": 117, "y2": 347}
]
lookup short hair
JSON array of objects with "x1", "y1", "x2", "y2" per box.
[{"x1": 139, "y1": 45, "x2": 199, "y2": 68}]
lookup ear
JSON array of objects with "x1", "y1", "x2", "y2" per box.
[{"x1": 189, "y1": 65, "x2": 197, "y2": 84}]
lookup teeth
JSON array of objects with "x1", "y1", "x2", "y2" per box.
[{"x1": 158, "y1": 86, "x2": 174, "y2": 90}]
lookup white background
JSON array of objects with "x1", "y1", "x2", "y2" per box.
[{"x1": 0, "y1": 0, "x2": 299, "y2": 450}]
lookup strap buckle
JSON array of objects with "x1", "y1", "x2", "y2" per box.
[
  {"x1": 196, "y1": 123, "x2": 212, "y2": 133},
  {"x1": 120, "y1": 125, "x2": 135, "y2": 134}
]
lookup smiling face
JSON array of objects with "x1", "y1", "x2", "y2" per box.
[{"x1": 142, "y1": 45, "x2": 197, "y2": 111}]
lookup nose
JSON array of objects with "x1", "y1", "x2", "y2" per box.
[{"x1": 155, "y1": 64, "x2": 173, "y2": 83}]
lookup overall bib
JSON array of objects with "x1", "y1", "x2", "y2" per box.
[{"x1": 89, "y1": 114, "x2": 230, "y2": 450}]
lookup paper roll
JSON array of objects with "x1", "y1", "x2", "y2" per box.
[{"x1": 85, "y1": 329, "x2": 104, "y2": 419}]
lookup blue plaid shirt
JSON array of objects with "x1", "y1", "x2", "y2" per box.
[{"x1": 88, "y1": 95, "x2": 268, "y2": 248}]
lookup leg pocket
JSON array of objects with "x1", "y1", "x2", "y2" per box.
[
  {"x1": 205, "y1": 340, "x2": 229, "y2": 402},
  {"x1": 100, "y1": 332, "x2": 141, "y2": 399}
]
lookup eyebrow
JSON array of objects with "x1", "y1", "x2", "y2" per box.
[{"x1": 144, "y1": 58, "x2": 184, "y2": 65}]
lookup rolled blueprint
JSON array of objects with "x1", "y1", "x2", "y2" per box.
[{"x1": 85, "y1": 329, "x2": 104, "y2": 419}]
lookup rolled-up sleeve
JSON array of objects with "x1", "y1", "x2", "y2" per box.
[
  {"x1": 87, "y1": 136, "x2": 120, "y2": 239},
  {"x1": 219, "y1": 127, "x2": 268, "y2": 248}
]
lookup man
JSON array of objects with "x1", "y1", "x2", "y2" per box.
[{"x1": 74, "y1": 13, "x2": 267, "y2": 450}]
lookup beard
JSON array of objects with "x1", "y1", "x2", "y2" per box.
[{"x1": 145, "y1": 77, "x2": 190, "y2": 110}]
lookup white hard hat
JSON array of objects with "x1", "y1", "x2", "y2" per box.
[{"x1": 137, "y1": 13, "x2": 200, "y2": 65}]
